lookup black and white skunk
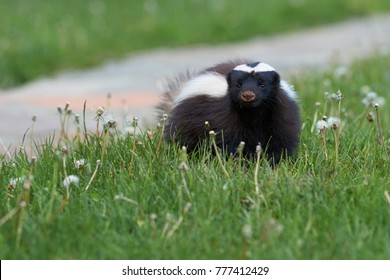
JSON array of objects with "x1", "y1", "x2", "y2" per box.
[{"x1": 159, "y1": 60, "x2": 301, "y2": 164}]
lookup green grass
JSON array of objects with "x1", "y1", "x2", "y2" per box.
[
  {"x1": 1, "y1": 0, "x2": 390, "y2": 88},
  {"x1": 1, "y1": 53, "x2": 390, "y2": 259}
]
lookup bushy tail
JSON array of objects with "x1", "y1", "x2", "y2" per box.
[{"x1": 156, "y1": 71, "x2": 193, "y2": 117}]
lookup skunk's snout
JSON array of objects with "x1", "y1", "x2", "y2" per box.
[{"x1": 240, "y1": 90, "x2": 256, "y2": 102}]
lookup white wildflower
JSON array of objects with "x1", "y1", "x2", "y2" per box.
[
  {"x1": 63, "y1": 175, "x2": 80, "y2": 188},
  {"x1": 362, "y1": 91, "x2": 385, "y2": 107}
]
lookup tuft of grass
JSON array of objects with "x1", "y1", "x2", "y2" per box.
[
  {"x1": 1, "y1": 53, "x2": 390, "y2": 259},
  {"x1": 1, "y1": 0, "x2": 390, "y2": 88}
]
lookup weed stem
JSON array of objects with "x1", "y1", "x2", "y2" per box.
[
  {"x1": 85, "y1": 160, "x2": 101, "y2": 191},
  {"x1": 374, "y1": 105, "x2": 389, "y2": 160}
]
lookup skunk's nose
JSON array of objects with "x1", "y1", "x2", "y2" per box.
[{"x1": 240, "y1": 90, "x2": 256, "y2": 102}]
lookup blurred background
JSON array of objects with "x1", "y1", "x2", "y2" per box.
[
  {"x1": 0, "y1": 0, "x2": 390, "y2": 150},
  {"x1": 1, "y1": 0, "x2": 390, "y2": 88}
]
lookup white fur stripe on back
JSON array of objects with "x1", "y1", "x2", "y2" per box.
[
  {"x1": 280, "y1": 80, "x2": 297, "y2": 101},
  {"x1": 174, "y1": 72, "x2": 228, "y2": 105},
  {"x1": 234, "y1": 62, "x2": 275, "y2": 73}
]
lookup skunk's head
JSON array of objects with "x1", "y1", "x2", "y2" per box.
[{"x1": 227, "y1": 62, "x2": 280, "y2": 108}]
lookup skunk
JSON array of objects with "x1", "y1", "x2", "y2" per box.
[{"x1": 159, "y1": 60, "x2": 301, "y2": 164}]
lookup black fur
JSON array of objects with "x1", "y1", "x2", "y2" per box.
[{"x1": 161, "y1": 60, "x2": 301, "y2": 165}]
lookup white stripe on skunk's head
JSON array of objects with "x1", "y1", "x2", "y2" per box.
[
  {"x1": 233, "y1": 62, "x2": 276, "y2": 73},
  {"x1": 234, "y1": 62, "x2": 297, "y2": 101},
  {"x1": 173, "y1": 72, "x2": 228, "y2": 106}
]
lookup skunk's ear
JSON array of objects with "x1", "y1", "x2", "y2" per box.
[
  {"x1": 272, "y1": 71, "x2": 281, "y2": 85},
  {"x1": 226, "y1": 71, "x2": 232, "y2": 85}
]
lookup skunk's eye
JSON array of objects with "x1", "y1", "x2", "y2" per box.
[
  {"x1": 258, "y1": 81, "x2": 266, "y2": 88},
  {"x1": 236, "y1": 80, "x2": 242, "y2": 89}
]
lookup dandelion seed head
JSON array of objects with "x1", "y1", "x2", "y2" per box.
[
  {"x1": 209, "y1": 130, "x2": 216, "y2": 141},
  {"x1": 323, "y1": 79, "x2": 331, "y2": 87},
  {"x1": 63, "y1": 175, "x2": 80, "y2": 188},
  {"x1": 336, "y1": 89, "x2": 344, "y2": 101},
  {"x1": 242, "y1": 224, "x2": 252, "y2": 238},
  {"x1": 96, "y1": 106, "x2": 105, "y2": 117},
  {"x1": 121, "y1": 127, "x2": 134, "y2": 138},
  {"x1": 102, "y1": 114, "x2": 116, "y2": 126},
  {"x1": 165, "y1": 213, "x2": 174, "y2": 222},
  {"x1": 146, "y1": 130, "x2": 156, "y2": 138},
  {"x1": 150, "y1": 213, "x2": 157, "y2": 220},
  {"x1": 326, "y1": 93, "x2": 337, "y2": 100},
  {"x1": 316, "y1": 120, "x2": 329, "y2": 134},
  {"x1": 30, "y1": 156, "x2": 37, "y2": 165},
  {"x1": 327, "y1": 116, "x2": 341, "y2": 130},
  {"x1": 362, "y1": 91, "x2": 385, "y2": 107},
  {"x1": 8, "y1": 176, "x2": 26, "y2": 189},
  {"x1": 360, "y1": 85, "x2": 371, "y2": 95},
  {"x1": 74, "y1": 159, "x2": 86, "y2": 169},
  {"x1": 106, "y1": 119, "x2": 117, "y2": 129},
  {"x1": 334, "y1": 65, "x2": 348, "y2": 78}
]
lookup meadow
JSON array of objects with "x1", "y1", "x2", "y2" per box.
[
  {"x1": 0, "y1": 52, "x2": 389, "y2": 259},
  {"x1": 1, "y1": 0, "x2": 390, "y2": 88}
]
